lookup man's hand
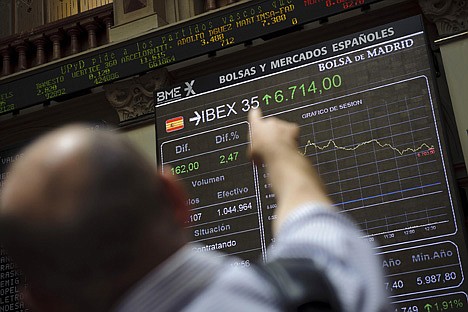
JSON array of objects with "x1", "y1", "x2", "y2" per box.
[
  {"x1": 248, "y1": 109, "x2": 333, "y2": 234},
  {"x1": 248, "y1": 108, "x2": 300, "y2": 164}
]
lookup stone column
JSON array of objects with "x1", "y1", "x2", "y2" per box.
[
  {"x1": 1, "y1": 47, "x2": 11, "y2": 76},
  {"x1": 32, "y1": 36, "x2": 47, "y2": 66},
  {"x1": 84, "y1": 21, "x2": 99, "y2": 49},
  {"x1": 15, "y1": 42, "x2": 28, "y2": 71},
  {"x1": 67, "y1": 26, "x2": 82, "y2": 55},
  {"x1": 178, "y1": 0, "x2": 193, "y2": 19},
  {"x1": 49, "y1": 33, "x2": 63, "y2": 60},
  {"x1": 205, "y1": 0, "x2": 217, "y2": 11},
  {"x1": 102, "y1": 14, "x2": 113, "y2": 43}
]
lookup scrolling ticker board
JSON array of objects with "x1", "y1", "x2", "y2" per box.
[
  {"x1": 0, "y1": 0, "x2": 381, "y2": 115},
  {"x1": 154, "y1": 15, "x2": 468, "y2": 311},
  {"x1": 1, "y1": 145, "x2": 25, "y2": 312}
]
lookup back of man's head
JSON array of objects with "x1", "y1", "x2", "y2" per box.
[{"x1": 0, "y1": 125, "x2": 187, "y2": 312}]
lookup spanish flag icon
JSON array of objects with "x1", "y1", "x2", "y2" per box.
[{"x1": 165, "y1": 116, "x2": 184, "y2": 133}]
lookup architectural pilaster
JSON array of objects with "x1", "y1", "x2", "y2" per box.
[
  {"x1": 104, "y1": 69, "x2": 170, "y2": 123},
  {"x1": 419, "y1": 0, "x2": 468, "y2": 36}
]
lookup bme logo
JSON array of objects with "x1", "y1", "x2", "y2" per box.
[{"x1": 156, "y1": 80, "x2": 196, "y2": 103}]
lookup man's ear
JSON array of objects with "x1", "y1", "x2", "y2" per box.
[{"x1": 158, "y1": 169, "x2": 189, "y2": 226}]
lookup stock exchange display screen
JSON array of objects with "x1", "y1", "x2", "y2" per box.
[
  {"x1": 0, "y1": 0, "x2": 381, "y2": 115},
  {"x1": 155, "y1": 16, "x2": 468, "y2": 311}
]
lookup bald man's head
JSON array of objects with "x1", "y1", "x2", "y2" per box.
[
  {"x1": 2, "y1": 126, "x2": 94, "y2": 223},
  {"x1": 0, "y1": 125, "x2": 188, "y2": 312}
]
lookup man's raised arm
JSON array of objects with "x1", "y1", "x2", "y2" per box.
[
  {"x1": 248, "y1": 108, "x2": 390, "y2": 312},
  {"x1": 248, "y1": 108, "x2": 332, "y2": 234}
]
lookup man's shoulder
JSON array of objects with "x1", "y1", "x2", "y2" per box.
[
  {"x1": 185, "y1": 262, "x2": 281, "y2": 312},
  {"x1": 113, "y1": 245, "x2": 228, "y2": 312}
]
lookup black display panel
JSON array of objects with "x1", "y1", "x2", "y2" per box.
[
  {"x1": 155, "y1": 16, "x2": 468, "y2": 310},
  {"x1": 0, "y1": 0, "x2": 381, "y2": 115},
  {"x1": 0, "y1": 146, "x2": 27, "y2": 312}
]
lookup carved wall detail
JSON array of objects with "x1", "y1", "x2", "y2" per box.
[
  {"x1": 104, "y1": 68, "x2": 170, "y2": 122},
  {"x1": 419, "y1": 0, "x2": 468, "y2": 36}
]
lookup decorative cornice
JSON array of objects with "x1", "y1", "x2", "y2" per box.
[
  {"x1": 104, "y1": 69, "x2": 170, "y2": 123},
  {"x1": 419, "y1": 0, "x2": 468, "y2": 37}
]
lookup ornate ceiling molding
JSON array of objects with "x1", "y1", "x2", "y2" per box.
[
  {"x1": 104, "y1": 68, "x2": 170, "y2": 123},
  {"x1": 419, "y1": 0, "x2": 468, "y2": 36}
]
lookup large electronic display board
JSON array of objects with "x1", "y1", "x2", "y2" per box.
[
  {"x1": 0, "y1": 0, "x2": 380, "y2": 115},
  {"x1": 155, "y1": 15, "x2": 468, "y2": 311}
]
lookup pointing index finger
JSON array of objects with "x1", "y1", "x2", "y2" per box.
[{"x1": 248, "y1": 108, "x2": 262, "y2": 125}]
